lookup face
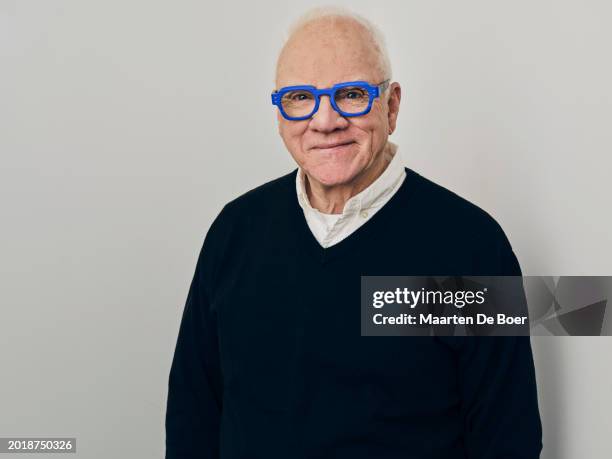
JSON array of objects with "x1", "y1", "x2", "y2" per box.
[{"x1": 275, "y1": 18, "x2": 401, "y2": 188}]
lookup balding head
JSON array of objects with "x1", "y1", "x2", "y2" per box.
[{"x1": 276, "y1": 9, "x2": 391, "y2": 89}]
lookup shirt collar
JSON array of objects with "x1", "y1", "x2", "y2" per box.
[{"x1": 296, "y1": 142, "x2": 404, "y2": 217}]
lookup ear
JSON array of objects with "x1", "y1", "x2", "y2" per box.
[{"x1": 386, "y1": 82, "x2": 401, "y2": 135}]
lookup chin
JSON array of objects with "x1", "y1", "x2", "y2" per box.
[{"x1": 307, "y1": 164, "x2": 361, "y2": 187}]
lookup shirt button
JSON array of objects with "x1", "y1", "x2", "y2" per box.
[{"x1": 360, "y1": 210, "x2": 368, "y2": 218}]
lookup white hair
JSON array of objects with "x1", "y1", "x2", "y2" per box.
[{"x1": 278, "y1": 6, "x2": 392, "y2": 81}]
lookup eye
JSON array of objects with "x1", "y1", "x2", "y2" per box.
[
  {"x1": 283, "y1": 90, "x2": 314, "y2": 102},
  {"x1": 336, "y1": 87, "x2": 368, "y2": 100}
]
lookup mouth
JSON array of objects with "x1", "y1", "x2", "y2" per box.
[{"x1": 312, "y1": 140, "x2": 356, "y2": 152}]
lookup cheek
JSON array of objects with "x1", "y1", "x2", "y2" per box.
[
  {"x1": 352, "y1": 109, "x2": 389, "y2": 149},
  {"x1": 279, "y1": 121, "x2": 308, "y2": 156}
]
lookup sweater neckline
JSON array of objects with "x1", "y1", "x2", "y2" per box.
[{"x1": 288, "y1": 167, "x2": 420, "y2": 265}]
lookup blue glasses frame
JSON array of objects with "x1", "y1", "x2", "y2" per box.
[{"x1": 271, "y1": 80, "x2": 390, "y2": 121}]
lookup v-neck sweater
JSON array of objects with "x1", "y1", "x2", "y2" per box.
[{"x1": 166, "y1": 167, "x2": 542, "y2": 459}]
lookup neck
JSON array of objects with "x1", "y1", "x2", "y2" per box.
[{"x1": 304, "y1": 142, "x2": 396, "y2": 214}]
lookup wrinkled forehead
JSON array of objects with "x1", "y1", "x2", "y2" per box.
[{"x1": 275, "y1": 18, "x2": 384, "y2": 89}]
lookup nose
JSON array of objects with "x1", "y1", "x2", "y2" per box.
[{"x1": 309, "y1": 95, "x2": 349, "y2": 133}]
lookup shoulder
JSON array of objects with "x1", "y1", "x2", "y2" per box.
[
  {"x1": 406, "y1": 167, "x2": 507, "y2": 242},
  {"x1": 221, "y1": 169, "x2": 297, "y2": 218},
  {"x1": 196, "y1": 169, "x2": 297, "y2": 286},
  {"x1": 404, "y1": 168, "x2": 520, "y2": 274},
  {"x1": 202, "y1": 169, "x2": 297, "y2": 244}
]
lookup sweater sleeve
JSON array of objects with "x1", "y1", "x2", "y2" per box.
[
  {"x1": 457, "y1": 335, "x2": 542, "y2": 458},
  {"x1": 458, "y1": 223, "x2": 543, "y2": 458},
  {"x1": 165, "y1": 216, "x2": 227, "y2": 458}
]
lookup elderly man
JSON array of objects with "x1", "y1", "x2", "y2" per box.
[{"x1": 165, "y1": 8, "x2": 542, "y2": 459}]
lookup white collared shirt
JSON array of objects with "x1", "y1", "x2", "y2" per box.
[{"x1": 296, "y1": 143, "x2": 407, "y2": 248}]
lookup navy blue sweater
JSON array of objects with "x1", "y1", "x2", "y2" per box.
[{"x1": 165, "y1": 167, "x2": 542, "y2": 458}]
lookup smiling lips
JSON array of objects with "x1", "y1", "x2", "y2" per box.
[{"x1": 312, "y1": 140, "x2": 356, "y2": 151}]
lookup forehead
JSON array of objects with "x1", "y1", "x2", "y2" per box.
[{"x1": 276, "y1": 18, "x2": 383, "y2": 89}]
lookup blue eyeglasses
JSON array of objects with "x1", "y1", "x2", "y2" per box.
[{"x1": 271, "y1": 80, "x2": 390, "y2": 121}]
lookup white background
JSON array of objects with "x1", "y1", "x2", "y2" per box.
[{"x1": 1, "y1": 1, "x2": 611, "y2": 457}]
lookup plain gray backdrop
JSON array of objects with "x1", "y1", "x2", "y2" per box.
[{"x1": 1, "y1": 1, "x2": 611, "y2": 458}]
